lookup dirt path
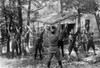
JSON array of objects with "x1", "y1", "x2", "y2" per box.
[
  {"x1": 0, "y1": 56, "x2": 100, "y2": 68},
  {"x1": 0, "y1": 45, "x2": 100, "y2": 68}
]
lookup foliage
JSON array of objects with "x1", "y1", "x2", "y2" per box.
[{"x1": 61, "y1": 0, "x2": 97, "y2": 13}]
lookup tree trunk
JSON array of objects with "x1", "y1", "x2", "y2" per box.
[
  {"x1": 17, "y1": 0, "x2": 22, "y2": 55},
  {"x1": 94, "y1": 13, "x2": 100, "y2": 37},
  {"x1": 27, "y1": 0, "x2": 31, "y2": 26},
  {"x1": 5, "y1": 16, "x2": 10, "y2": 53},
  {"x1": 17, "y1": 0, "x2": 22, "y2": 34},
  {"x1": 60, "y1": 0, "x2": 62, "y2": 13},
  {"x1": 78, "y1": 9, "x2": 81, "y2": 27},
  {"x1": 27, "y1": 0, "x2": 32, "y2": 46}
]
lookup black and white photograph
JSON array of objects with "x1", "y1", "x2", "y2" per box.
[{"x1": 0, "y1": 0, "x2": 100, "y2": 68}]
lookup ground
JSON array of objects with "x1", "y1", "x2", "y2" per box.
[{"x1": 0, "y1": 40, "x2": 100, "y2": 68}]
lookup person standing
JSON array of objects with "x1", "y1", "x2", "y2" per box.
[
  {"x1": 11, "y1": 33, "x2": 19, "y2": 59},
  {"x1": 81, "y1": 30, "x2": 88, "y2": 52},
  {"x1": 87, "y1": 32, "x2": 96, "y2": 55},
  {"x1": 34, "y1": 29, "x2": 45, "y2": 60},
  {"x1": 68, "y1": 29, "x2": 79, "y2": 61},
  {"x1": 58, "y1": 25, "x2": 65, "y2": 57},
  {"x1": 47, "y1": 26, "x2": 63, "y2": 68}
]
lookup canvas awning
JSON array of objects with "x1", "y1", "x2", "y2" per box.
[{"x1": 36, "y1": 12, "x2": 77, "y2": 25}]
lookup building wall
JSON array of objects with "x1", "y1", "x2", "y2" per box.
[{"x1": 81, "y1": 14, "x2": 99, "y2": 39}]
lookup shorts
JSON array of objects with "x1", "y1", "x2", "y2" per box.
[{"x1": 48, "y1": 49, "x2": 61, "y2": 61}]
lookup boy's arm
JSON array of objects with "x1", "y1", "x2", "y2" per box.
[
  {"x1": 24, "y1": 30, "x2": 29, "y2": 37},
  {"x1": 7, "y1": 26, "x2": 11, "y2": 36},
  {"x1": 25, "y1": 24, "x2": 33, "y2": 35}
]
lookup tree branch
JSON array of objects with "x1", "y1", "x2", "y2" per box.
[{"x1": 30, "y1": 3, "x2": 47, "y2": 13}]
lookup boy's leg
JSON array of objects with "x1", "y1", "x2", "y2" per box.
[
  {"x1": 39, "y1": 47, "x2": 43, "y2": 60},
  {"x1": 55, "y1": 50, "x2": 63, "y2": 68},
  {"x1": 47, "y1": 53, "x2": 53, "y2": 68},
  {"x1": 86, "y1": 42, "x2": 91, "y2": 56},
  {"x1": 91, "y1": 43, "x2": 96, "y2": 55},
  {"x1": 23, "y1": 43, "x2": 27, "y2": 56},
  {"x1": 58, "y1": 41, "x2": 61, "y2": 48},
  {"x1": 87, "y1": 43, "x2": 90, "y2": 52},
  {"x1": 68, "y1": 44, "x2": 73, "y2": 62},
  {"x1": 74, "y1": 46, "x2": 78, "y2": 55},
  {"x1": 41, "y1": 45, "x2": 44, "y2": 52},
  {"x1": 83, "y1": 43, "x2": 86, "y2": 52},
  {"x1": 68, "y1": 44, "x2": 73, "y2": 56},
  {"x1": 74, "y1": 46, "x2": 80, "y2": 61},
  {"x1": 15, "y1": 41, "x2": 19, "y2": 56},
  {"x1": 34, "y1": 46, "x2": 38, "y2": 60},
  {"x1": 61, "y1": 41, "x2": 64, "y2": 57},
  {"x1": 12, "y1": 46, "x2": 15, "y2": 59}
]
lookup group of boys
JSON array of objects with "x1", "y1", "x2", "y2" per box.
[{"x1": 34, "y1": 25, "x2": 96, "y2": 68}]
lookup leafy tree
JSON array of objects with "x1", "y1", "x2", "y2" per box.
[
  {"x1": 61, "y1": 0, "x2": 96, "y2": 23},
  {"x1": 61, "y1": 0, "x2": 100, "y2": 35},
  {"x1": 1, "y1": 0, "x2": 11, "y2": 53}
]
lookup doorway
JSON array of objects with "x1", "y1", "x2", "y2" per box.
[{"x1": 67, "y1": 23, "x2": 75, "y2": 35}]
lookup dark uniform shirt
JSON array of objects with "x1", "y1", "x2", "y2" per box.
[
  {"x1": 58, "y1": 29, "x2": 65, "y2": 41},
  {"x1": 35, "y1": 30, "x2": 44, "y2": 49},
  {"x1": 69, "y1": 34, "x2": 76, "y2": 43},
  {"x1": 49, "y1": 33, "x2": 59, "y2": 53}
]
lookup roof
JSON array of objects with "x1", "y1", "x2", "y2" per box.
[{"x1": 36, "y1": 11, "x2": 77, "y2": 25}]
